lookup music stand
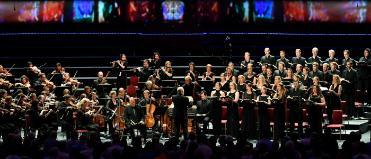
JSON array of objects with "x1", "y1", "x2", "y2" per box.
[
  {"x1": 161, "y1": 87, "x2": 176, "y2": 98},
  {"x1": 161, "y1": 80, "x2": 177, "y2": 87},
  {"x1": 150, "y1": 90, "x2": 162, "y2": 99},
  {"x1": 97, "y1": 83, "x2": 112, "y2": 98},
  {"x1": 51, "y1": 73, "x2": 64, "y2": 86},
  {"x1": 55, "y1": 86, "x2": 71, "y2": 100},
  {"x1": 199, "y1": 80, "x2": 214, "y2": 95}
]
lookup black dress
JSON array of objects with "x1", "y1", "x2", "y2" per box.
[
  {"x1": 241, "y1": 92, "x2": 257, "y2": 138},
  {"x1": 257, "y1": 95, "x2": 270, "y2": 138},
  {"x1": 327, "y1": 84, "x2": 341, "y2": 123},
  {"x1": 227, "y1": 91, "x2": 239, "y2": 137},
  {"x1": 273, "y1": 94, "x2": 286, "y2": 140},
  {"x1": 308, "y1": 94, "x2": 324, "y2": 134}
]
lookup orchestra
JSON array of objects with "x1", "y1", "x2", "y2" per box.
[{"x1": 0, "y1": 47, "x2": 370, "y2": 142}]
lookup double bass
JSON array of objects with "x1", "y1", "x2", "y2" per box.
[{"x1": 145, "y1": 98, "x2": 156, "y2": 128}]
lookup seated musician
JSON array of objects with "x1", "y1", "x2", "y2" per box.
[
  {"x1": 138, "y1": 90, "x2": 156, "y2": 108},
  {"x1": 83, "y1": 86, "x2": 92, "y2": 99},
  {"x1": 240, "y1": 52, "x2": 255, "y2": 71},
  {"x1": 90, "y1": 92, "x2": 99, "y2": 106},
  {"x1": 288, "y1": 80, "x2": 305, "y2": 135},
  {"x1": 202, "y1": 64, "x2": 215, "y2": 82},
  {"x1": 308, "y1": 85, "x2": 326, "y2": 134},
  {"x1": 274, "y1": 61, "x2": 287, "y2": 78},
  {"x1": 0, "y1": 96, "x2": 20, "y2": 115},
  {"x1": 237, "y1": 75, "x2": 246, "y2": 92},
  {"x1": 211, "y1": 82, "x2": 225, "y2": 98},
  {"x1": 143, "y1": 80, "x2": 160, "y2": 91},
  {"x1": 34, "y1": 73, "x2": 55, "y2": 92},
  {"x1": 57, "y1": 95, "x2": 76, "y2": 139},
  {"x1": 51, "y1": 62, "x2": 65, "y2": 74},
  {"x1": 195, "y1": 91, "x2": 211, "y2": 133},
  {"x1": 0, "y1": 65, "x2": 12, "y2": 77},
  {"x1": 76, "y1": 98, "x2": 94, "y2": 127},
  {"x1": 182, "y1": 76, "x2": 201, "y2": 97},
  {"x1": 243, "y1": 64, "x2": 256, "y2": 84},
  {"x1": 157, "y1": 61, "x2": 173, "y2": 80},
  {"x1": 295, "y1": 64, "x2": 303, "y2": 77},
  {"x1": 15, "y1": 75, "x2": 31, "y2": 88},
  {"x1": 124, "y1": 97, "x2": 146, "y2": 139},
  {"x1": 150, "y1": 51, "x2": 162, "y2": 69},
  {"x1": 117, "y1": 87, "x2": 130, "y2": 104},
  {"x1": 0, "y1": 78, "x2": 13, "y2": 90},
  {"x1": 220, "y1": 73, "x2": 230, "y2": 92},
  {"x1": 225, "y1": 66, "x2": 236, "y2": 82},
  {"x1": 185, "y1": 62, "x2": 199, "y2": 82},
  {"x1": 26, "y1": 61, "x2": 41, "y2": 83},
  {"x1": 135, "y1": 59, "x2": 152, "y2": 83},
  {"x1": 105, "y1": 91, "x2": 123, "y2": 134},
  {"x1": 62, "y1": 73, "x2": 80, "y2": 90}
]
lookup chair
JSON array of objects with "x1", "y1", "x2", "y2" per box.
[
  {"x1": 326, "y1": 110, "x2": 345, "y2": 139},
  {"x1": 221, "y1": 106, "x2": 228, "y2": 135},
  {"x1": 127, "y1": 85, "x2": 137, "y2": 97},
  {"x1": 267, "y1": 107, "x2": 275, "y2": 138},
  {"x1": 238, "y1": 106, "x2": 244, "y2": 124},
  {"x1": 130, "y1": 76, "x2": 139, "y2": 86}
]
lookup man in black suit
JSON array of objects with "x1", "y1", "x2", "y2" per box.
[
  {"x1": 135, "y1": 59, "x2": 153, "y2": 83},
  {"x1": 291, "y1": 49, "x2": 307, "y2": 67},
  {"x1": 195, "y1": 91, "x2": 211, "y2": 134},
  {"x1": 124, "y1": 97, "x2": 146, "y2": 139},
  {"x1": 341, "y1": 50, "x2": 355, "y2": 69},
  {"x1": 288, "y1": 80, "x2": 305, "y2": 136},
  {"x1": 342, "y1": 61, "x2": 358, "y2": 118},
  {"x1": 309, "y1": 62, "x2": 323, "y2": 81},
  {"x1": 322, "y1": 63, "x2": 333, "y2": 86},
  {"x1": 172, "y1": 87, "x2": 190, "y2": 140},
  {"x1": 276, "y1": 50, "x2": 290, "y2": 67},
  {"x1": 358, "y1": 48, "x2": 371, "y2": 104},
  {"x1": 260, "y1": 48, "x2": 275, "y2": 65},
  {"x1": 326, "y1": 49, "x2": 339, "y2": 64},
  {"x1": 274, "y1": 61, "x2": 287, "y2": 78},
  {"x1": 307, "y1": 47, "x2": 322, "y2": 65},
  {"x1": 240, "y1": 52, "x2": 255, "y2": 72}
]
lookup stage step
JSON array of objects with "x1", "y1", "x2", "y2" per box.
[{"x1": 343, "y1": 119, "x2": 369, "y2": 134}]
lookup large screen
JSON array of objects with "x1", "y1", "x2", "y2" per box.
[
  {"x1": 253, "y1": 0, "x2": 274, "y2": 21},
  {"x1": 73, "y1": 1, "x2": 94, "y2": 22},
  {"x1": 98, "y1": 1, "x2": 120, "y2": 23},
  {"x1": 193, "y1": 0, "x2": 221, "y2": 23},
  {"x1": 226, "y1": 0, "x2": 249, "y2": 23},
  {"x1": 42, "y1": 1, "x2": 64, "y2": 23},
  {"x1": 127, "y1": 0, "x2": 157, "y2": 23},
  {"x1": 308, "y1": 1, "x2": 367, "y2": 23},
  {"x1": 283, "y1": 1, "x2": 307, "y2": 22},
  {"x1": 162, "y1": 0, "x2": 185, "y2": 22},
  {"x1": 0, "y1": 1, "x2": 40, "y2": 23}
]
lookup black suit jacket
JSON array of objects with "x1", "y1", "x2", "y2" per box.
[
  {"x1": 260, "y1": 55, "x2": 275, "y2": 65},
  {"x1": 342, "y1": 69, "x2": 357, "y2": 87},
  {"x1": 291, "y1": 57, "x2": 306, "y2": 66},
  {"x1": 172, "y1": 94, "x2": 190, "y2": 120},
  {"x1": 307, "y1": 56, "x2": 322, "y2": 64}
]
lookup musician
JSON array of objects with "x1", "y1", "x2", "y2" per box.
[
  {"x1": 118, "y1": 87, "x2": 130, "y2": 104},
  {"x1": 94, "y1": 71, "x2": 108, "y2": 86},
  {"x1": 202, "y1": 64, "x2": 215, "y2": 82},
  {"x1": 266, "y1": 67, "x2": 274, "y2": 85},
  {"x1": 136, "y1": 59, "x2": 152, "y2": 82},
  {"x1": 240, "y1": 52, "x2": 255, "y2": 71},
  {"x1": 322, "y1": 63, "x2": 333, "y2": 86},
  {"x1": 255, "y1": 75, "x2": 267, "y2": 91},
  {"x1": 284, "y1": 68, "x2": 294, "y2": 81},
  {"x1": 330, "y1": 62, "x2": 340, "y2": 75},
  {"x1": 62, "y1": 73, "x2": 80, "y2": 90},
  {"x1": 183, "y1": 76, "x2": 197, "y2": 97},
  {"x1": 26, "y1": 61, "x2": 41, "y2": 83},
  {"x1": 138, "y1": 90, "x2": 156, "y2": 107},
  {"x1": 342, "y1": 61, "x2": 357, "y2": 118},
  {"x1": 105, "y1": 91, "x2": 123, "y2": 134},
  {"x1": 225, "y1": 66, "x2": 236, "y2": 82},
  {"x1": 0, "y1": 78, "x2": 12, "y2": 90},
  {"x1": 143, "y1": 80, "x2": 160, "y2": 91},
  {"x1": 34, "y1": 73, "x2": 55, "y2": 93},
  {"x1": 124, "y1": 97, "x2": 146, "y2": 139},
  {"x1": 241, "y1": 83, "x2": 257, "y2": 138},
  {"x1": 91, "y1": 92, "x2": 99, "y2": 106},
  {"x1": 288, "y1": 80, "x2": 305, "y2": 135},
  {"x1": 244, "y1": 65, "x2": 256, "y2": 84},
  {"x1": 295, "y1": 64, "x2": 303, "y2": 77},
  {"x1": 327, "y1": 75, "x2": 342, "y2": 123},
  {"x1": 220, "y1": 73, "x2": 230, "y2": 92},
  {"x1": 307, "y1": 47, "x2": 322, "y2": 65},
  {"x1": 83, "y1": 86, "x2": 92, "y2": 99},
  {"x1": 302, "y1": 67, "x2": 312, "y2": 88},
  {"x1": 292, "y1": 49, "x2": 306, "y2": 67},
  {"x1": 211, "y1": 82, "x2": 226, "y2": 98},
  {"x1": 150, "y1": 51, "x2": 162, "y2": 69},
  {"x1": 259, "y1": 64, "x2": 268, "y2": 78},
  {"x1": 112, "y1": 53, "x2": 128, "y2": 89},
  {"x1": 172, "y1": 87, "x2": 190, "y2": 140},
  {"x1": 226, "y1": 82, "x2": 240, "y2": 137},
  {"x1": 185, "y1": 62, "x2": 199, "y2": 82},
  {"x1": 158, "y1": 61, "x2": 173, "y2": 80},
  {"x1": 227, "y1": 62, "x2": 239, "y2": 76},
  {"x1": 16, "y1": 75, "x2": 31, "y2": 88},
  {"x1": 342, "y1": 50, "x2": 355, "y2": 68},
  {"x1": 237, "y1": 75, "x2": 246, "y2": 92},
  {"x1": 274, "y1": 62, "x2": 287, "y2": 78},
  {"x1": 0, "y1": 65, "x2": 12, "y2": 76},
  {"x1": 57, "y1": 95, "x2": 75, "y2": 139},
  {"x1": 1, "y1": 96, "x2": 18, "y2": 114},
  {"x1": 272, "y1": 76, "x2": 282, "y2": 91},
  {"x1": 308, "y1": 85, "x2": 326, "y2": 134},
  {"x1": 309, "y1": 62, "x2": 323, "y2": 80},
  {"x1": 75, "y1": 98, "x2": 94, "y2": 127},
  {"x1": 276, "y1": 50, "x2": 290, "y2": 68},
  {"x1": 325, "y1": 49, "x2": 339, "y2": 64},
  {"x1": 195, "y1": 91, "x2": 211, "y2": 134},
  {"x1": 51, "y1": 63, "x2": 65, "y2": 74},
  {"x1": 273, "y1": 83, "x2": 287, "y2": 139},
  {"x1": 358, "y1": 48, "x2": 371, "y2": 104},
  {"x1": 94, "y1": 71, "x2": 109, "y2": 98},
  {"x1": 260, "y1": 47, "x2": 275, "y2": 65},
  {"x1": 257, "y1": 85, "x2": 271, "y2": 138}
]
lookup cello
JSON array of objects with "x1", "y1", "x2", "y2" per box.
[{"x1": 145, "y1": 97, "x2": 156, "y2": 128}]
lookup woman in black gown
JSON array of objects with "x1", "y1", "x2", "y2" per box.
[{"x1": 308, "y1": 85, "x2": 326, "y2": 134}]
